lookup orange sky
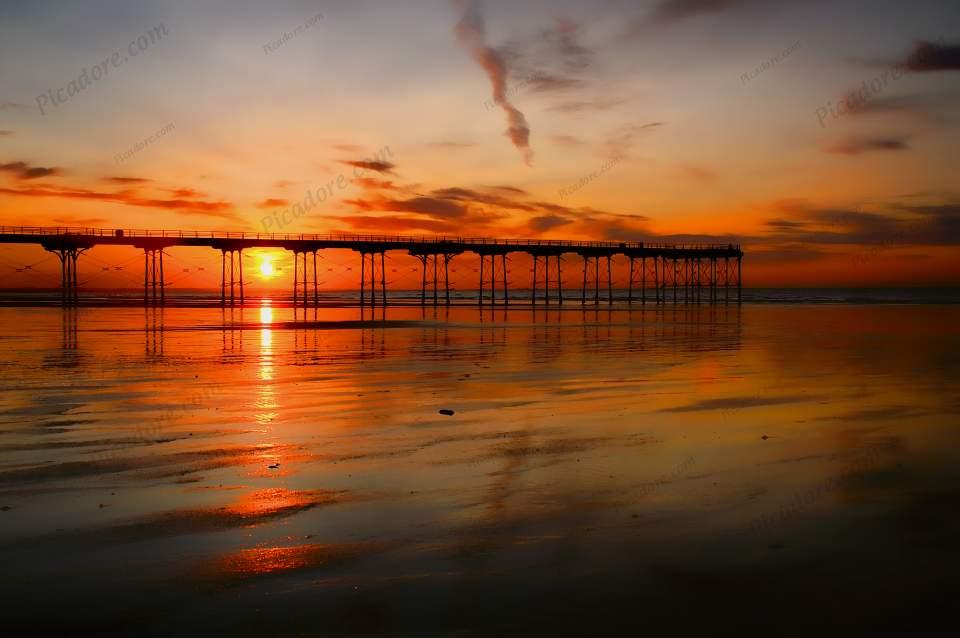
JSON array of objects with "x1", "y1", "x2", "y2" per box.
[{"x1": 2, "y1": 0, "x2": 959, "y2": 288}]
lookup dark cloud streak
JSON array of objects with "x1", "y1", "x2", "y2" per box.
[{"x1": 453, "y1": 0, "x2": 533, "y2": 164}]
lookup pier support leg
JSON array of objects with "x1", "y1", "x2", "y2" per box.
[
  {"x1": 653, "y1": 257, "x2": 659, "y2": 304},
  {"x1": 380, "y1": 252, "x2": 387, "y2": 306},
  {"x1": 501, "y1": 254, "x2": 508, "y2": 306},
  {"x1": 232, "y1": 250, "x2": 237, "y2": 305},
  {"x1": 594, "y1": 257, "x2": 600, "y2": 306},
  {"x1": 532, "y1": 255, "x2": 538, "y2": 306},
  {"x1": 671, "y1": 259, "x2": 677, "y2": 303},
  {"x1": 607, "y1": 256, "x2": 613, "y2": 304},
  {"x1": 444, "y1": 254, "x2": 453, "y2": 305},
  {"x1": 642, "y1": 257, "x2": 646, "y2": 305},
  {"x1": 50, "y1": 248, "x2": 83, "y2": 306},
  {"x1": 556, "y1": 255, "x2": 563, "y2": 305},
  {"x1": 544, "y1": 256, "x2": 550, "y2": 305},
  {"x1": 220, "y1": 251, "x2": 226, "y2": 305},
  {"x1": 143, "y1": 248, "x2": 167, "y2": 306},
  {"x1": 360, "y1": 252, "x2": 366, "y2": 305},
  {"x1": 419, "y1": 255, "x2": 428, "y2": 305},
  {"x1": 581, "y1": 256, "x2": 587, "y2": 305},
  {"x1": 479, "y1": 254, "x2": 484, "y2": 305}
]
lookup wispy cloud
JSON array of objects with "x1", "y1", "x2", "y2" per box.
[
  {"x1": 453, "y1": 0, "x2": 533, "y2": 164},
  {"x1": 103, "y1": 176, "x2": 151, "y2": 185},
  {"x1": 547, "y1": 97, "x2": 626, "y2": 114},
  {"x1": 51, "y1": 216, "x2": 109, "y2": 226},
  {"x1": 426, "y1": 140, "x2": 477, "y2": 150},
  {"x1": 256, "y1": 198, "x2": 289, "y2": 209},
  {"x1": 902, "y1": 40, "x2": 960, "y2": 72},
  {"x1": 0, "y1": 161, "x2": 62, "y2": 180},
  {"x1": 0, "y1": 102, "x2": 32, "y2": 113},
  {"x1": 826, "y1": 135, "x2": 910, "y2": 155},
  {"x1": 0, "y1": 182, "x2": 240, "y2": 222},
  {"x1": 762, "y1": 199, "x2": 960, "y2": 246},
  {"x1": 626, "y1": 0, "x2": 749, "y2": 35},
  {"x1": 338, "y1": 159, "x2": 397, "y2": 175}
]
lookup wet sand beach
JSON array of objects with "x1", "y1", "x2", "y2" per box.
[{"x1": 1, "y1": 303, "x2": 959, "y2": 636}]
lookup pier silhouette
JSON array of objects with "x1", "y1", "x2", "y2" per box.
[{"x1": 0, "y1": 226, "x2": 743, "y2": 306}]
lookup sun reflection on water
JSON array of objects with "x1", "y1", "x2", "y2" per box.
[{"x1": 257, "y1": 300, "x2": 277, "y2": 424}]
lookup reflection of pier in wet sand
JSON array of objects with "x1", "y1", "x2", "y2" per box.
[{"x1": 0, "y1": 226, "x2": 744, "y2": 307}]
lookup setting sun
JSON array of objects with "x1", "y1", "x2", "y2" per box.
[{"x1": 259, "y1": 260, "x2": 275, "y2": 278}]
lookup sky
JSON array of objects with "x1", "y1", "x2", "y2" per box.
[{"x1": 1, "y1": 0, "x2": 959, "y2": 288}]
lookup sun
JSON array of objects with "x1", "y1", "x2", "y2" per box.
[{"x1": 259, "y1": 260, "x2": 275, "y2": 278}]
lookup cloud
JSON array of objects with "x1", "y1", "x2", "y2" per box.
[
  {"x1": 0, "y1": 183, "x2": 240, "y2": 222},
  {"x1": 827, "y1": 136, "x2": 910, "y2": 155},
  {"x1": 0, "y1": 161, "x2": 61, "y2": 180},
  {"x1": 677, "y1": 163, "x2": 718, "y2": 183},
  {"x1": 338, "y1": 159, "x2": 397, "y2": 175},
  {"x1": 488, "y1": 185, "x2": 529, "y2": 196},
  {"x1": 763, "y1": 199, "x2": 960, "y2": 247},
  {"x1": 526, "y1": 73, "x2": 584, "y2": 92},
  {"x1": 547, "y1": 97, "x2": 626, "y2": 113},
  {"x1": 746, "y1": 246, "x2": 827, "y2": 264},
  {"x1": 902, "y1": 40, "x2": 960, "y2": 72},
  {"x1": 346, "y1": 195, "x2": 468, "y2": 219},
  {"x1": 0, "y1": 102, "x2": 32, "y2": 112},
  {"x1": 256, "y1": 198, "x2": 289, "y2": 209},
  {"x1": 453, "y1": 0, "x2": 533, "y2": 164},
  {"x1": 432, "y1": 186, "x2": 546, "y2": 213},
  {"x1": 103, "y1": 176, "x2": 151, "y2": 185},
  {"x1": 542, "y1": 18, "x2": 591, "y2": 73},
  {"x1": 551, "y1": 134, "x2": 585, "y2": 147},
  {"x1": 355, "y1": 177, "x2": 399, "y2": 191},
  {"x1": 166, "y1": 188, "x2": 205, "y2": 198},
  {"x1": 528, "y1": 214, "x2": 573, "y2": 233},
  {"x1": 498, "y1": 17, "x2": 592, "y2": 99},
  {"x1": 332, "y1": 143, "x2": 363, "y2": 153},
  {"x1": 650, "y1": 0, "x2": 742, "y2": 24},
  {"x1": 605, "y1": 122, "x2": 664, "y2": 158},
  {"x1": 626, "y1": 0, "x2": 747, "y2": 35},
  {"x1": 51, "y1": 216, "x2": 109, "y2": 226},
  {"x1": 273, "y1": 179, "x2": 295, "y2": 189},
  {"x1": 336, "y1": 215, "x2": 458, "y2": 234},
  {"x1": 0, "y1": 130, "x2": 12, "y2": 137},
  {"x1": 341, "y1": 175, "x2": 660, "y2": 242},
  {"x1": 845, "y1": 93, "x2": 939, "y2": 119},
  {"x1": 426, "y1": 140, "x2": 477, "y2": 150}
]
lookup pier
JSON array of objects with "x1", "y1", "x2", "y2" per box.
[{"x1": 0, "y1": 226, "x2": 744, "y2": 306}]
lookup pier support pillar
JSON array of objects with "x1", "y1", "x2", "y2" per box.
[
  {"x1": 143, "y1": 248, "x2": 166, "y2": 305},
  {"x1": 359, "y1": 251, "x2": 387, "y2": 306},
  {"x1": 220, "y1": 249, "x2": 244, "y2": 306},
  {"x1": 291, "y1": 250, "x2": 319, "y2": 306},
  {"x1": 607, "y1": 256, "x2": 613, "y2": 304},
  {"x1": 416, "y1": 254, "x2": 454, "y2": 306},
  {"x1": 479, "y1": 253, "x2": 507, "y2": 305},
  {"x1": 47, "y1": 247, "x2": 86, "y2": 306}
]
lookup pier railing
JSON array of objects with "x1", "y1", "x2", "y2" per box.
[{"x1": 0, "y1": 225, "x2": 739, "y2": 252}]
